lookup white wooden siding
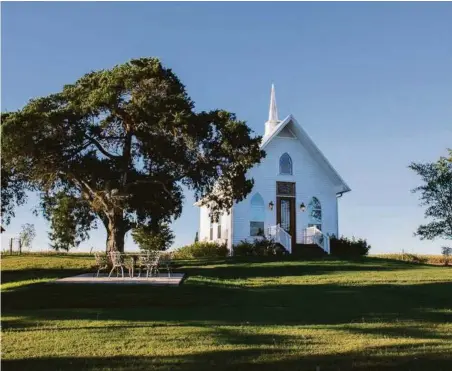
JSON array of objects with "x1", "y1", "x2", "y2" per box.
[
  {"x1": 232, "y1": 135, "x2": 339, "y2": 246},
  {"x1": 198, "y1": 206, "x2": 233, "y2": 251}
]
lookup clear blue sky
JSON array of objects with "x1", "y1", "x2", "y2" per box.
[{"x1": 2, "y1": 2, "x2": 451, "y2": 254}]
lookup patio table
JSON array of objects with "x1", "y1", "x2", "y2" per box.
[
  {"x1": 122, "y1": 252, "x2": 162, "y2": 278},
  {"x1": 97, "y1": 252, "x2": 171, "y2": 278}
]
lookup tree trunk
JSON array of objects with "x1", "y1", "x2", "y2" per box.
[{"x1": 106, "y1": 214, "x2": 126, "y2": 253}]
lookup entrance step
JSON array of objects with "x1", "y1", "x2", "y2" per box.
[{"x1": 292, "y1": 244, "x2": 327, "y2": 258}]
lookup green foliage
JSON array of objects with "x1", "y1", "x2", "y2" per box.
[
  {"x1": 233, "y1": 237, "x2": 288, "y2": 257},
  {"x1": 442, "y1": 246, "x2": 452, "y2": 266},
  {"x1": 409, "y1": 149, "x2": 452, "y2": 241},
  {"x1": 18, "y1": 223, "x2": 36, "y2": 250},
  {"x1": 330, "y1": 236, "x2": 371, "y2": 257},
  {"x1": 1, "y1": 57, "x2": 264, "y2": 252},
  {"x1": 41, "y1": 192, "x2": 97, "y2": 251},
  {"x1": 442, "y1": 246, "x2": 452, "y2": 257},
  {"x1": 131, "y1": 223, "x2": 174, "y2": 251},
  {"x1": 173, "y1": 241, "x2": 228, "y2": 259},
  {"x1": 0, "y1": 163, "x2": 29, "y2": 225}
]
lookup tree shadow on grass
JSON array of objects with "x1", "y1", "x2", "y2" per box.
[
  {"x1": 2, "y1": 281, "x2": 452, "y2": 328},
  {"x1": 1, "y1": 268, "x2": 92, "y2": 285},
  {"x1": 338, "y1": 324, "x2": 452, "y2": 341},
  {"x1": 178, "y1": 258, "x2": 422, "y2": 280},
  {"x1": 0, "y1": 255, "x2": 434, "y2": 286}
]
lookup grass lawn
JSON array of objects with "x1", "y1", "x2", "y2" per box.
[{"x1": 1, "y1": 254, "x2": 452, "y2": 370}]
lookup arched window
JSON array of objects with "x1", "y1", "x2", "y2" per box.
[
  {"x1": 308, "y1": 197, "x2": 322, "y2": 230},
  {"x1": 279, "y1": 153, "x2": 293, "y2": 175},
  {"x1": 250, "y1": 193, "x2": 265, "y2": 236}
]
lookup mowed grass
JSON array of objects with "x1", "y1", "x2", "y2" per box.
[{"x1": 1, "y1": 254, "x2": 452, "y2": 371}]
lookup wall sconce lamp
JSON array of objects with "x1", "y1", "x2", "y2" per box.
[
  {"x1": 300, "y1": 202, "x2": 306, "y2": 212},
  {"x1": 268, "y1": 201, "x2": 274, "y2": 210}
]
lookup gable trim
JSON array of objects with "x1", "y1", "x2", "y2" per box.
[{"x1": 261, "y1": 114, "x2": 351, "y2": 194}]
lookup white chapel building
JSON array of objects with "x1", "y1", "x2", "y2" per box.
[{"x1": 197, "y1": 85, "x2": 351, "y2": 254}]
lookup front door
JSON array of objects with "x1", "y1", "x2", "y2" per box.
[{"x1": 276, "y1": 196, "x2": 296, "y2": 250}]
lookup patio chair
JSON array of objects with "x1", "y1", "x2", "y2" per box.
[
  {"x1": 124, "y1": 256, "x2": 135, "y2": 278},
  {"x1": 159, "y1": 252, "x2": 174, "y2": 277},
  {"x1": 108, "y1": 251, "x2": 125, "y2": 278},
  {"x1": 94, "y1": 252, "x2": 109, "y2": 277},
  {"x1": 138, "y1": 251, "x2": 160, "y2": 278}
]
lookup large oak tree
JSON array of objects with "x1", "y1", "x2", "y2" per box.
[{"x1": 1, "y1": 58, "x2": 264, "y2": 252}]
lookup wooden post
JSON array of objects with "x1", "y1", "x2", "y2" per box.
[{"x1": 9, "y1": 238, "x2": 13, "y2": 255}]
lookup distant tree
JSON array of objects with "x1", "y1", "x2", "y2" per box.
[
  {"x1": 442, "y1": 246, "x2": 452, "y2": 266},
  {"x1": 2, "y1": 58, "x2": 264, "y2": 252},
  {"x1": 132, "y1": 223, "x2": 174, "y2": 251},
  {"x1": 409, "y1": 149, "x2": 452, "y2": 241},
  {"x1": 19, "y1": 223, "x2": 36, "y2": 251},
  {"x1": 194, "y1": 231, "x2": 199, "y2": 243}
]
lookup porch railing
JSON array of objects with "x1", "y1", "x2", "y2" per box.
[
  {"x1": 267, "y1": 224, "x2": 292, "y2": 254},
  {"x1": 303, "y1": 226, "x2": 330, "y2": 254}
]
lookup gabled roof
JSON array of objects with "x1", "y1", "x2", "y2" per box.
[{"x1": 261, "y1": 114, "x2": 351, "y2": 194}]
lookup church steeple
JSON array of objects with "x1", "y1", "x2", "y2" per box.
[
  {"x1": 265, "y1": 84, "x2": 280, "y2": 136},
  {"x1": 268, "y1": 83, "x2": 278, "y2": 123}
]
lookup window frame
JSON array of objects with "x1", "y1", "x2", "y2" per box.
[
  {"x1": 308, "y1": 197, "x2": 322, "y2": 229},
  {"x1": 279, "y1": 153, "x2": 293, "y2": 175},
  {"x1": 250, "y1": 193, "x2": 265, "y2": 237}
]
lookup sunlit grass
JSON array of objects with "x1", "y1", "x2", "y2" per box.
[{"x1": 1, "y1": 254, "x2": 451, "y2": 370}]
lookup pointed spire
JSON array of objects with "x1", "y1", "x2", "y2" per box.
[
  {"x1": 268, "y1": 83, "x2": 279, "y2": 123},
  {"x1": 264, "y1": 83, "x2": 280, "y2": 137}
]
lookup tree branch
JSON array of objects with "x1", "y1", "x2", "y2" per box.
[
  {"x1": 84, "y1": 135, "x2": 121, "y2": 159},
  {"x1": 126, "y1": 179, "x2": 173, "y2": 197}
]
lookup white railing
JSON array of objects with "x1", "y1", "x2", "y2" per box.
[
  {"x1": 267, "y1": 224, "x2": 292, "y2": 254},
  {"x1": 303, "y1": 226, "x2": 330, "y2": 254}
]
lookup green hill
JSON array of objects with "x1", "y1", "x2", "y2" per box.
[{"x1": 2, "y1": 254, "x2": 451, "y2": 370}]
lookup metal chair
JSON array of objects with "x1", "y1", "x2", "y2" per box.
[
  {"x1": 94, "y1": 252, "x2": 109, "y2": 277},
  {"x1": 138, "y1": 251, "x2": 160, "y2": 278},
  {"x1": 124, "y1": 256, "x2": 136, "y2": 278},
  {"x1": 149, "y1": 252, "x2": 161, "y2": 277},
  {"x1": 159, "y1": 252, "x2": 173, "y2": 277},
  {"x1": 108, "y1": 251, "x2": 125, "y2": 278}
]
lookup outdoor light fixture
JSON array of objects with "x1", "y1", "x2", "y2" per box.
[
  {"x1": 269, "y1": 201, "x2": 274, "y2": 210},
  {"x1": 300, "y1": 202, "x2": 306, "y2": 212}
]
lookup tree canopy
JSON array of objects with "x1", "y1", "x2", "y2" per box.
[
  {"x1": 132, "y1": 223, "x2": 174, "y2": 252},
  {"x1": 409, "y1": 149, "x2": 452, "y2": 241},
  {"x1": 1, "y1": 58, "x2": 264, "y2": 251}
]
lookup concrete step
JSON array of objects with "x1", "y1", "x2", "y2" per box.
[{"x1": 292, "y1": 244, "x2": 327, "y2": 258}]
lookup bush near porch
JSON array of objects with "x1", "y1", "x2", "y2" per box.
[
  {"x1": 233, "y1": 237, "x2": 288, "y2": 257},
  {"x1": 172, "y1": 241, "x2": 228, "y2": 259},
  {"x1": 329, "y1": 235, "x2": 371, "y2": 257}
]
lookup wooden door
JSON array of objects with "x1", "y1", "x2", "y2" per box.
[{"x1": 276, "y1": 196, "x2": 296, "y2": 250}]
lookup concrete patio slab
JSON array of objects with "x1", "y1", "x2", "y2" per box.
[{"x1": 53, "y1": 273, "x2": 185, "y2": 286}]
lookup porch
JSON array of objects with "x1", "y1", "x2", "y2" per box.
[{"x1": 266, "y1": 225, "x2": 330, "y2": 255}]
